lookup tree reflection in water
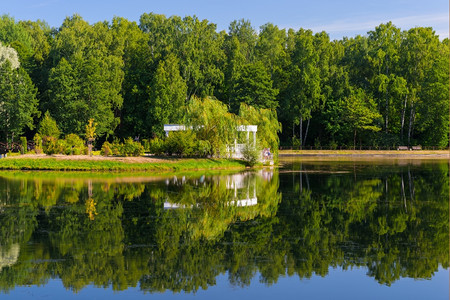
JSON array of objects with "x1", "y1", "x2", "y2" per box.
[{"x1": 0, "y1": 162, "x2": 447, "y2": 293}]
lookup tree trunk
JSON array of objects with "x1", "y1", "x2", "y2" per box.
[
  {"x1": 353, "y1": 129, "x2": 356, "y2": 150},
  {"x1": 299, "y1": 117, "x2": 303, "y2": 150},
  {"x1": 292, "y1": 121, "x2": 295, "y2": 146},
  {"x1": 408, "y1": 102, "x2": 415, "y2": 146},
  {"x1": 400, "y1": 94, "x2": 407, "y2": 143},
  {"x1": 385, "y1": 88, "x2": 389, "y2": 133},
  {"x1": 303, "y1": 118, "x2": 310, "y2": 146}
]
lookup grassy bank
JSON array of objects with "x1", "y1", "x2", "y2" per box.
[{"x1": 0, "y1": 156, "x2": 247, "y2": 172}]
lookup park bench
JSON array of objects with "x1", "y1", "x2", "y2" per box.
[
  {"x1": 411, "y1": 146, "x2": 422, "y2": 150},
  {"x1": 397, "y1": 146, "x2": 408, "y2": 151}
]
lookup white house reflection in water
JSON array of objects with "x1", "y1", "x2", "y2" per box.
[{"x1": 163, "y1": 170, "x2": 273, "y2": 209}]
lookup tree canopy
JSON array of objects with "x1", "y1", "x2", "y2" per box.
[{"x1": 0, "y1": 13, "x2": 447, "y2": 149}]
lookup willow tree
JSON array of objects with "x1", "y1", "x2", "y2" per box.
[
  {"x1": 185, "y1": 97, "x2": 237, "y2": 156},
  {"x1": 238, "y1": 103, "x2": 281, "y2": 159}
]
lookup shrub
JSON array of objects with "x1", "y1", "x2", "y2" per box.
[
  {"x1": 64, "y1": 134, "x2": 86, "y2": 155},
  {"x1": 33, "y1": 134, "x2": 43, "y2": 154},
  {"x1": 141, "y1": 139, "x2": 150, "y2": 152},
  {"x1": 20, "y1": 137, "x2": 27, "y2": 154},
  {"x1": 241, "y1": 142, "x2": 260, "y2": 167},
  {"x1": 44, "y1": 137, "x2": 65, "y2": 155},
  {"x1": 165, "y1": 131, "x2": 196, "y2": 157},
  {"x1": 149, "y1": 137, "x2": 165, "y2": 156},
  {"x1": 101, "y1": 141, "x2": 112, "y2": 156},
  {"x1": 38, "y1": 111, "x2": 60, "y2": 139},
  {"x1": 121, "y1": 138, "x2": 144, "y2": 156}
]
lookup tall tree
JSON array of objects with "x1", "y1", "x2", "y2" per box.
[
  {"x1": 287, "y1": 29, "x2": 324, "y2": 147},
  {"x1": 367, "y1": 22, "x2": 402, "y2": 134},
  {"x1": 342, "y1": 88, "x2": 381, "y2": 149},
  {"x1": 148, "y1": 54, "x2": 187, "y2": 137},
  {"x1": 0, "y1": 45, "x2": 38, "y2": 146},
  {"x1": 47, "y1": 15, "x2": 124, "y2": 137},
  {"x1": 400, "y1": 27, "x2": 441, "y2": 146},
  {"x1": 232, "y1": 61, "x2": 278, "y2": 112}
]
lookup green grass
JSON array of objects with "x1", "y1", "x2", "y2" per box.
[{"x1": 0, "y1": 157, "x2": 247, "y2": 172}]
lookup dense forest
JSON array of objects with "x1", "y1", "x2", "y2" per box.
[{"x1": 0, "y1": 13, "x2": 448, "y2": 149}]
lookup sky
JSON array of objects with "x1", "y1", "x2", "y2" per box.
[{"x1": 1, "y1": 0, "x2": 448, "y2": 40}]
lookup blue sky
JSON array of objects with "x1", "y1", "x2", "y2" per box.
[{"x1": 1, "y1": 0, "x2": 448, "y2": 40}]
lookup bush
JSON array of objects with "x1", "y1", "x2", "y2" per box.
[
  {"x1": 101, "y1": 141, "x2": 112, "y2": 156},
  {"x1": 64, "y1": 134, "x2": 86, "y2": 155},
  {"x1": 141, "y1": 139, "x2": 150, "y2": 152},
  {"x1": 44, "y1": 137, "x2": 65, "y2": 155},
  {"x1": 149, "y1": 137, "x2": 165, "y2": 156},
  {"x1": 165, "y1": 131, "x2": 196, "y2": 157},
  {"x1": 20, "y1": 137, "x2": 27, "y2": 154},
  {"x1": 33, "y1": 134, "x2": 43, "y2": 154},
  {"x1": 241, "y1": 142, "x2": 260, "y2": 167},
  {"x1": 122, "y1": 138, "x2": 144, "y2": 156}
]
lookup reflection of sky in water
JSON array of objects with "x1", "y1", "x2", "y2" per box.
[{"x1": 8, "y1": 267, "x2": 448, "y2": 299}]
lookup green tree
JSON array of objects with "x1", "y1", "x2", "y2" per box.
[
  {"x1": 232, "y1": 61, "x2": 278, "y2": 112},
  {"x1": 38, "y1": 111, "x2": 60, "y2": 139},
  {"x1": 219, "y1": 19, "x2": 257, "y2": 105},
  {"x1": 287, "y1": 29, "x2": 327, "y2": 147},
  {"x1": 47, "y1": 15, "x2": 124, "y2": 137},
  {"x1": 0, "y1": 50, "x2": 38, "y2": 147},
  {"x1": 185, "y1": 97, "x2": 237, "y2": 156},
  {"x1": 342, "y1": 88, "x2": 381, "y2": 148},
  {"x1": 148, "y1": 54, "x2": 187, "y2": 137}
]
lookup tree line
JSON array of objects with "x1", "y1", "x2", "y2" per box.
[{"x1": 0, "y1": 13, "x2": 448, "y2": 150}]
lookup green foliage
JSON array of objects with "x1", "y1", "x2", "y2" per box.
[
  {"x1": 241, "y1": 142, "x2": 260, "y2": 167},
  {"x1": 342, "y1": 88, "x2": 382, "y2": 148},
  {"x1": 43, "y1": 136, "x2": 63, "y2": 155},
  {"x1": 101, "y1": 138, "x2": 144, "y2": 157},
  {"x1": 0, "y1": 12, "x2": 448, "y2": 149},
  {"x1": 164, "y1": 131, "x2": 196, "y2": 157},
  {"x1": 20, "y1": 136, "x2": 27, "y2": 154},
  {"x1": 33, "y1": 133, "x2": 43, "y2": 154},
  {"x1": 239, "y1": 103, "x2": 281, "y2": 159},
  {"x1": 232, "y1": 61, "x2": 278, "y2": 112},
  {"x1": 47, "y1": 15, "x2": 124, "y2": 137},
  {"x1": 148, "y1": 54, "x2": 187, "y2": 137},
  {"x1": 186, "y1": 97, "x2": 237, "y2": 156},
  {"x1": 122, "y1": 137, "x2": 144, "y2": 157},
  {"x1": 64, "y1": 134, "x2": 86, "y2": 155},
  {"x1": 149, "y1": 137, "x2": 165, "y2": 156},
  {"x1": 38, "y1": 111, "x2": 60, "y2": 139},
  {"x1": 101, "y1": 141, "x2": 112, "y2": 156},
  {"x1": 0, "y1": 59, "x2": 38, "y2": 146}
]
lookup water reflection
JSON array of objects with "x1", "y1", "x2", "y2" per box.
[{"x1": 0, "y1": 161, "x2": 447, "y2": 294}]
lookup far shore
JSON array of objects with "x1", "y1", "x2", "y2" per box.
[{"x1": 279, "y1": 149, "x2": 450, "y2": 160}]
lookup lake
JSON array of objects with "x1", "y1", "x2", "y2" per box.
[{"x1": 0, "y1": 158, "x2": 448, "y2": 299}]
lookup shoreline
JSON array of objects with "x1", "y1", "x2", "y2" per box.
[
  {"x1": 279, "y1": 150, "x2": 450, "y2": 159},
  {"x1": 0, "y1": 150, "x2": 449, "y2": 172},
  {"x1": 0, "y1": 154, "x2": 248, "y2": 171}
]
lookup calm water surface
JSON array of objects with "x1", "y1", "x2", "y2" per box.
[{"x1": 0, "y1": 158, "x2": 448, "y2": 299}]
